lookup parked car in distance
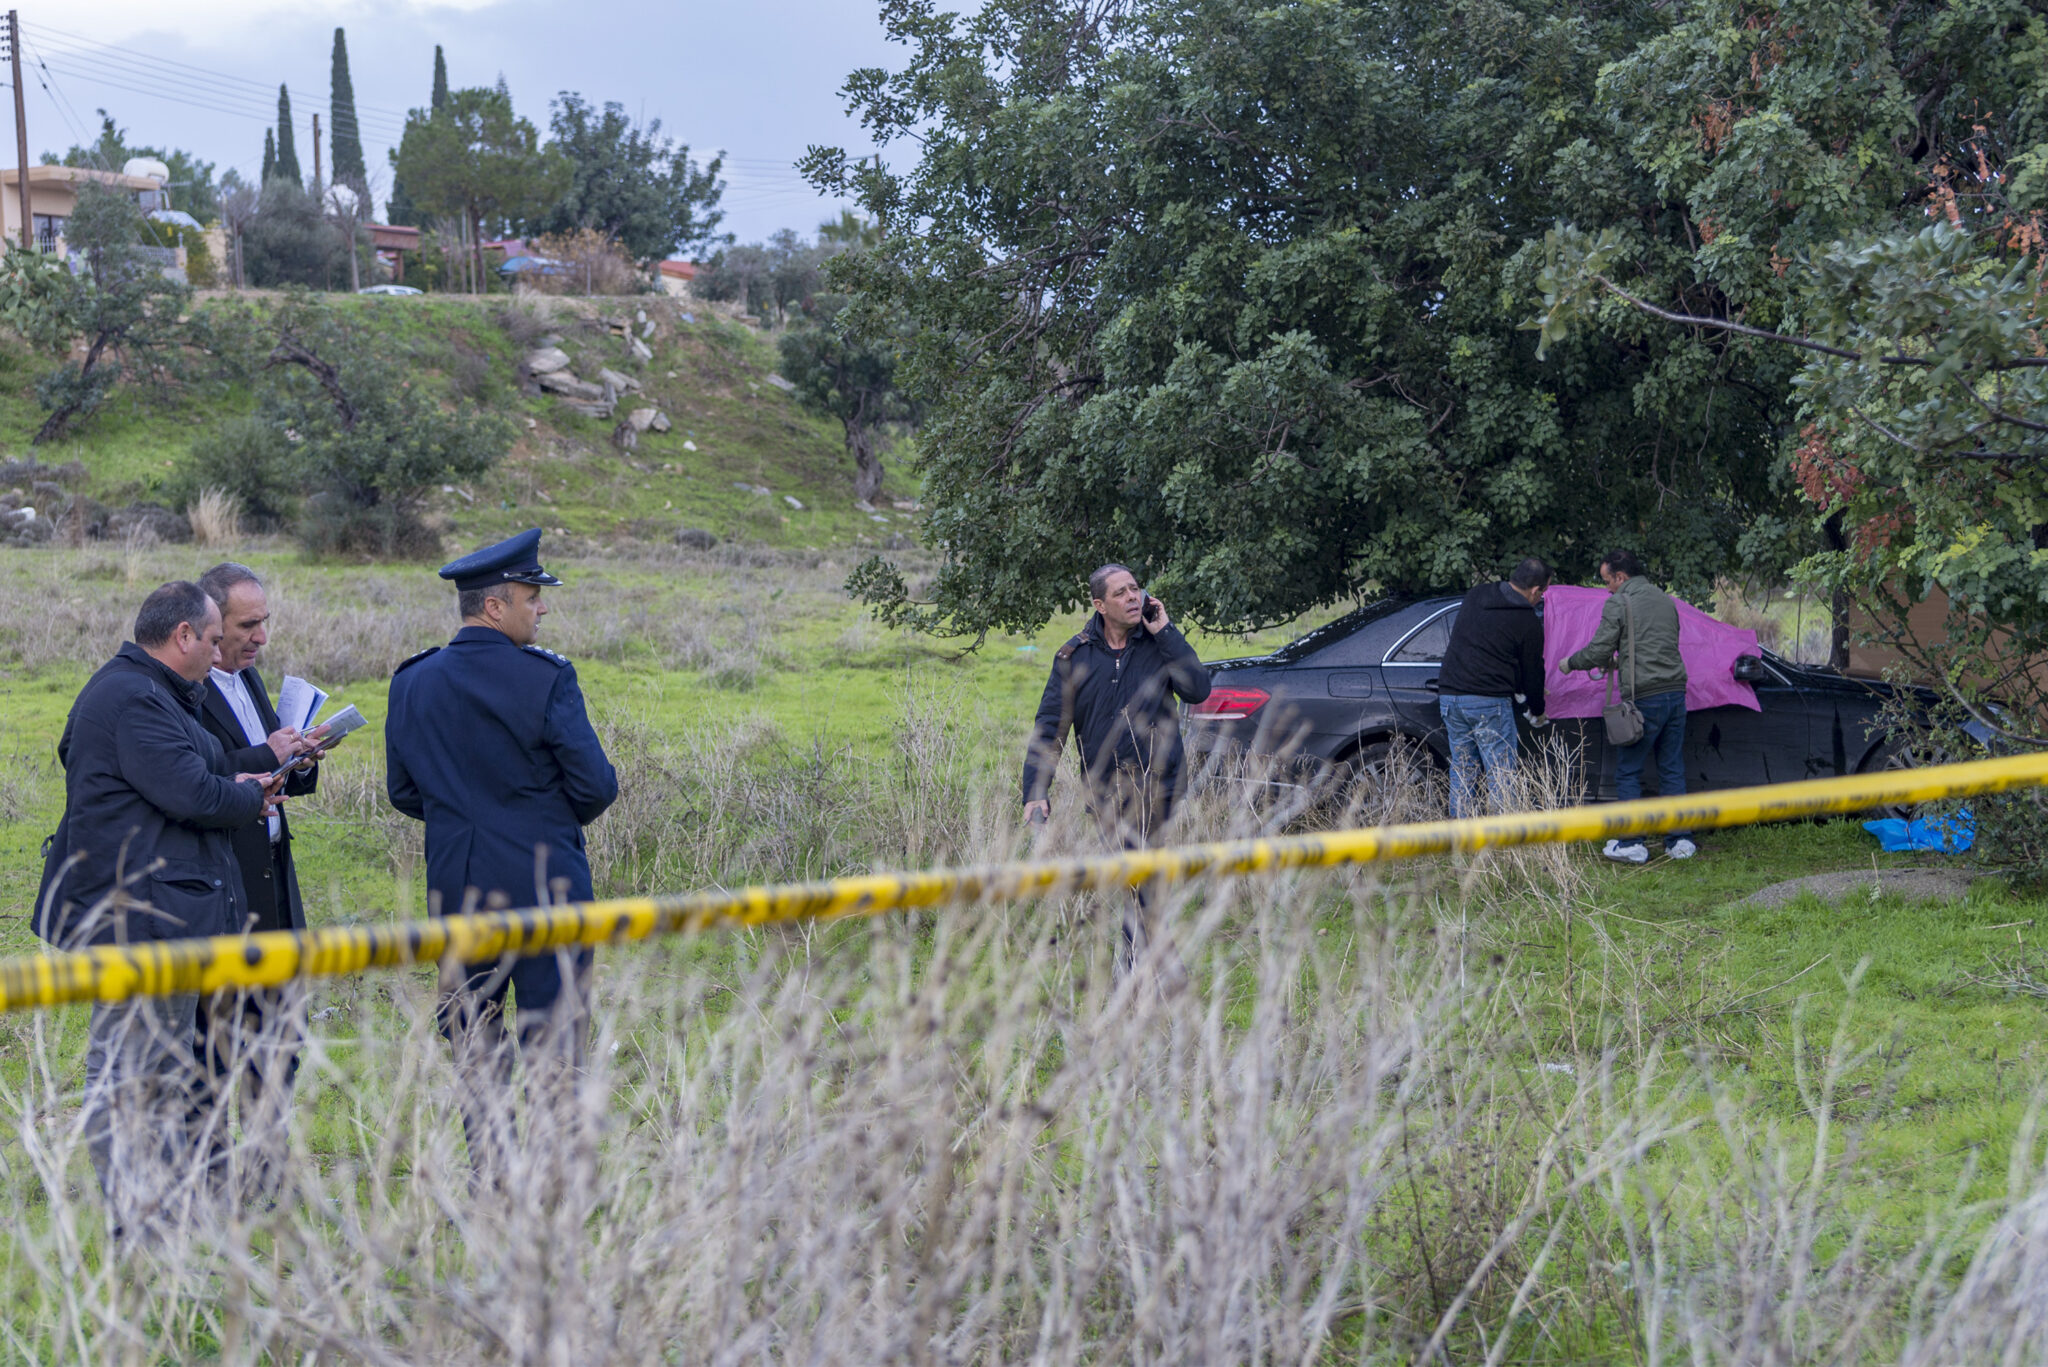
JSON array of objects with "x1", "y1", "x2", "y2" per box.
[
  {"x1": 358, "y1": 284, "x2": 423, "y2": 296},
  {"x1": 1185, "y1": 594, "x2": 1977, "y2": 807}
]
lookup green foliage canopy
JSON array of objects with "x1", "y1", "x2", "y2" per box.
[
  {"x1": 1528, "y1": 0, "x2": 2048, "y2": 732},
  {"x1": 537, "y1": 94, "x2": 727, "y2": 261},
  {"x1": 395, "y1": 85, "x2": 567, "y2": 288},
  {"x1": 241, "y1": 178, "x2": 358, "y2": 289},
  {"x1": 811, "y1": 0, "x2": 1798, "y2": 636}
]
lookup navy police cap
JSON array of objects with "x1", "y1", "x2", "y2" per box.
[{"x1": 437, "y1": 528, "x2": 564, "y2": 593}]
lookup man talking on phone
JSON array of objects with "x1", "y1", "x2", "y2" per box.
[{"x1": 1020, "y1": 564, "x2": 1212, "y2": 976}]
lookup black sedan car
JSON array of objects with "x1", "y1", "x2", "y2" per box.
[{"x1": 1184, "y1": 595, "x2": 1968, "y2": 806}]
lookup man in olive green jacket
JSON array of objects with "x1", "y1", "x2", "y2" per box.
[{"x1": 1562, "y1": 551, "x2": 1696, "y2": 864}]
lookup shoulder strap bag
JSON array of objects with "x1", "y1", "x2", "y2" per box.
[{"x1": 1602, "y1": 590, "x2": 1645, "y2": 747}]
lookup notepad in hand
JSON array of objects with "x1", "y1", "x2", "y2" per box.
[
  {"x1": 276, "y1": 676, "x2": 330, "y2": 733},
  {"x1": 267, "y1": 704, "x2": 367, "y2": 780}
]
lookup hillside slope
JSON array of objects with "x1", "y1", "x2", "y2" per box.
[{"x1": 0, "y1": 293, "x2": 922, "y2": 557}]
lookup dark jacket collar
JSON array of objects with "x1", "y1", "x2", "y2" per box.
[
  {"x1": 115, "y1": 640, "x2": 207, "y2": 712},
  {"x1": 1080, "y1": 611, "x2": 1152, "y2": 651},
  {"x1": 451, "y1": 624, "x2": 519, "y2": 647}
]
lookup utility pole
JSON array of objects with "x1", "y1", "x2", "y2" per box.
[
  {"x1": 8, "y1": 12, "x2": 28, "y2": 252},
  {"x1": 312, "y1": 112, "x2": 321, "y2": 186}
]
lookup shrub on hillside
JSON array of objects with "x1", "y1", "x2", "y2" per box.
[
  {"x1": 172, "y1": 293, "x2": 514, "y2": 555},
  {"x1": 242, "y1": 180, "x2": 357, "y2": 289},
  {"x1": 174, "y1": 414, "x2": 298, "y2": 530},
  {"x1": 525, "y1": 228, "x2": 644, "y2": 295}
]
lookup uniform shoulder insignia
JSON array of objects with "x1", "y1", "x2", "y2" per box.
[
  {"x1": 1055, "y1": 634, "x2": 1086, "y2": 662},
  {"x1": 393, "y1": 646, "x2": 440, "y2": 675},
  {"x1": 522, "y1": 645, "x2": 571, "y2": 667}
]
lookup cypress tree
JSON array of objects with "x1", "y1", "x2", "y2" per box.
[
  {"x1": 329, "y1": 28, "x2": 366, "y2": 188},
  {"x1": 274, "y1": 85, "x2": 302, "y2": 186},
  {"x1": 261, "y1": 128, "x2": 276, "y2": 185},
  {"x1": 431, "y1": 46, "x2": 448, "y2": 111}
]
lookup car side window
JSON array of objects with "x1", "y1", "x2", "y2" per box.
[{"x1": 1387, "y1": 610, "x2": 1457, "y2": 663}]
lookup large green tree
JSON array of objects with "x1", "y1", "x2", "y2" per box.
[
  {"x1": 1533, "y1": 0, "x2": 2048, "y2": 722},
  {"x1": 812, "y1": 0, "x2": 1798, "y2": 637},
  {"x1": 395, "y1": 84, "x2": 566, "y2": 291},
  {"x1": 274, "y1": 85, "x2": 302, "y2": 186},
  {"x1": 329, "y1": 27, "x2": 367, "y2": 190},
  {"x1": 386, "y1": 45, "x2": 448, "y2": 226},
  {"x1": 536, "y1": 93, "x2": 727, "y2": 260}
]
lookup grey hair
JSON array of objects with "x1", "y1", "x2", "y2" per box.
[
  {"x1": 134, "y1": 581, "x2": 214, "y2": 648},
  {"x1": 1088, "y1": 563, "x2": 1134, "y2": 602},
  {"x1": 197, "y1": 562, "x2": 263, "y2": 611},
  {"x1": 457, "y1": 582, "x2": 516, "y2": 620}
]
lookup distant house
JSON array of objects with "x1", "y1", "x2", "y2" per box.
[
  {"x1": 370, "y1": 223, "x2": 422, "y2": 284},
  {"x1": 656, "y1": 259, "x2": 698, "y2": 298},
  {"x1": 0, "y1": 163, "x2": 173, "y2": 256}
]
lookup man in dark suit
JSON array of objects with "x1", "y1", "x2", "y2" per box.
[
  {"x1": 384, "y1": 529, "x2": 618, "y2": 1172},
  {"x1": 194, "y1": 561, "x2": 325, "y2": 1191},
  {"x1": 38, "y1": 581, "x2": 276, "y2": 1226}
]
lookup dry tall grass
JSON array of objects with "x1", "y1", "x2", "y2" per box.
[
  {"x1": 0, "y1": 542, "x2": 809, "y2": 690},
  {"x1": 187, "y1": 489, "x2": 243, "y2": 549}
]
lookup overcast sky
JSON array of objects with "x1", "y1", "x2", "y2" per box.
[{"x1": 15, "y1": 0, "x2": 904, "y2": 249}]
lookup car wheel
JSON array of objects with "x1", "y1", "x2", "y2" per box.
[
  {"x1": 1868, "y1": 740, "x2": 1952, "y2": 821},
  {"x1": 1329, "y1": 737, "x2": 1447, "y2": 826}
]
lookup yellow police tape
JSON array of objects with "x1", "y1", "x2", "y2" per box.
[{"x1": 2, "y1": 751, "x2": 2042, "y2": 1013}]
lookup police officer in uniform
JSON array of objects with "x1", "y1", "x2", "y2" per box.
[{"x1": 384, "y1": 529, "x2": 618, "y2": 1166}]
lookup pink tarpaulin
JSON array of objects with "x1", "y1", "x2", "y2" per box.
[{"x1": 1540, "y1": 585, "x2": 1761, "y2": 720}]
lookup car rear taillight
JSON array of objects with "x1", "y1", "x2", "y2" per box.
[{"x1": 1189, "y1": 686, "x2": 1270, "y2": 721}]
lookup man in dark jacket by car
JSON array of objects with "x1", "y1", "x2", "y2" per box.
[
  {"x1": 1021, "y1": 564, "x2": 1212, "y2": 972},
  {"x1": 1437, "y1": 558, "x2": 1552, "y2": 817},
  {"x1": 37, "y1": 581, "x2": 278, "y2": 1226}
]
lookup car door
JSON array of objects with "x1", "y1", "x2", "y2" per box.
[
  {"x1": 1681, "y1": 656, "x2": 1813, "y2": 790},
  {"x1": 1379, "y1": 604, "x2": 1459, "y2": 756}
]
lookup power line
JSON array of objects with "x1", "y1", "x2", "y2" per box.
[
  {"x1": 25, "y1": 20, "x2": 417, "y2": 124},
  {"x1": 28, "y1": 44, "x2": 409, "y2": 145},
  {"x1": 22, "y1": 36, "x2": 109, "y2": 171}
]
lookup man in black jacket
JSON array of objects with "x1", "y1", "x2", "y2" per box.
[
  {"x1": 194, "y1": 562, "x2": 325, "y2": 1192},
  {"x1": 1021, "y1": 564, "x2": 1212, "y2": 971},
  {"x1": 37, "y1": 581, "x2": 279, "y2": 1224},
  {"x1": 1436, "y1": 558, "x2": 1552, "y2": 817}
]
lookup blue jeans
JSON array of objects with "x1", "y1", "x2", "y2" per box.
[
  {"x1": 1613, "y1": 689, "x2": 1689, "y2": 849},
  {"x1": 1440, "y1": 694, "x2": 1519, "y2": 818}
]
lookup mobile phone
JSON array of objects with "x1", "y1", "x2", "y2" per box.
[{"x1": 1141, "y1": 592, "x2": 1162, "y2": 624}]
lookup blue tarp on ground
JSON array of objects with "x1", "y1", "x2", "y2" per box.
[{"x1": 1862, "y1": 808, "x2": 1976, "y2": 854}]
